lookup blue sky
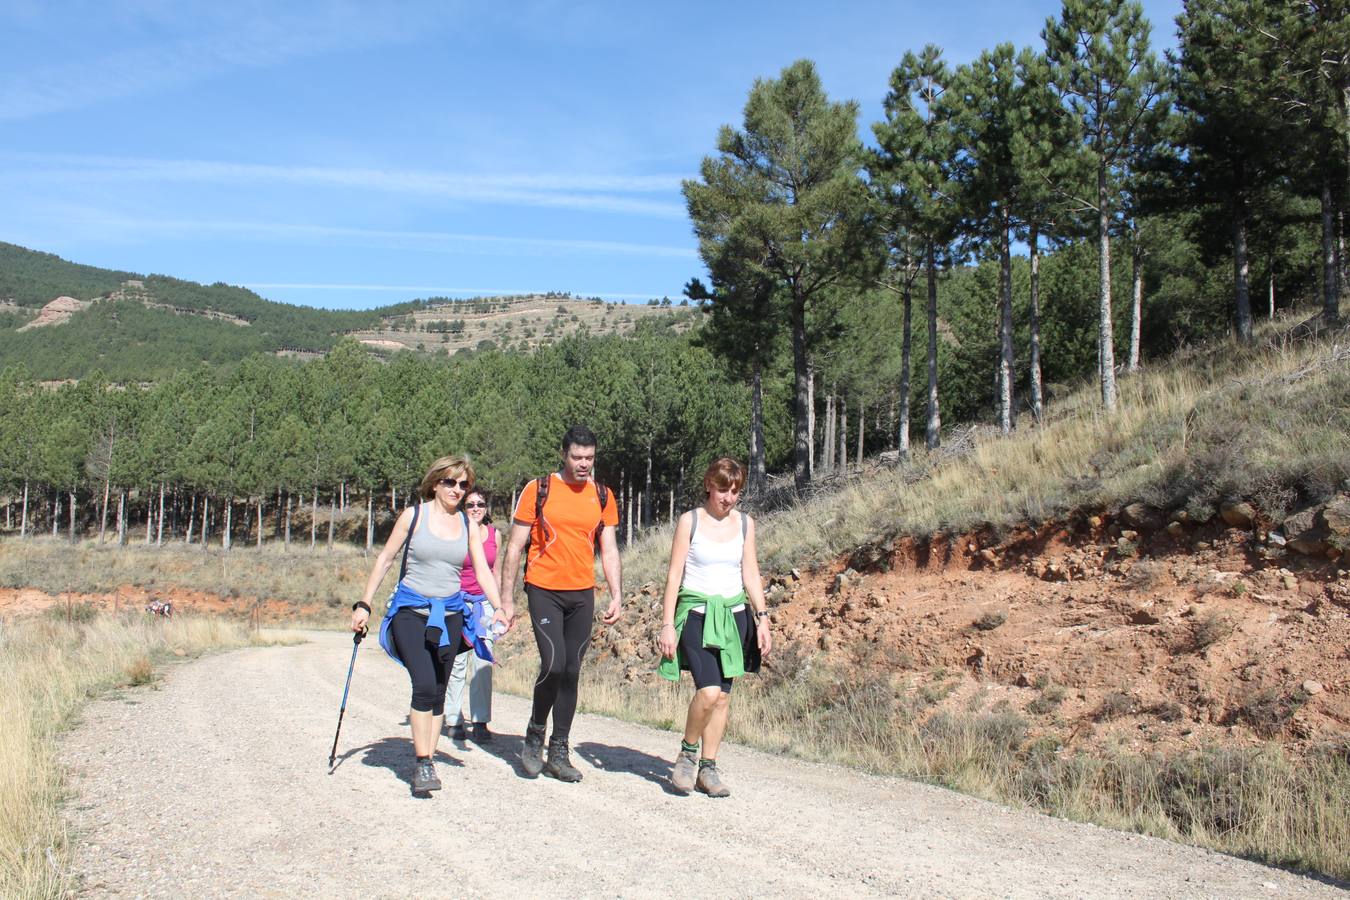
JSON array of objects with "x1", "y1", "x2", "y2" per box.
[{"x1": 1, "y1": 0, "x2": 1183, "y2": 310}]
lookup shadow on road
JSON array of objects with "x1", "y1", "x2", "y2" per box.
[
  {"x1": 575, "y1": 742, "x2": 682, "y2": 795},
  {"x1": 329, "y1": 736, "x2": 466, "y2": 797}
]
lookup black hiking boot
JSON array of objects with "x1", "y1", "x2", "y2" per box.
[
  {"x1": 544, "y1": 737, "x2": 582, "y2": 783},
  {"x1": 451, "y1": 722, "x2": 467, "y2": 741},
  {"x1": 411, "y1": 759, "x2": 442, "y2": 794},
  {"x1": 520, "y1": 720, "x2": 546, "y2": 777},
  {"x1": 471, "y1": 722, "x2": 494, "y2": 743}
]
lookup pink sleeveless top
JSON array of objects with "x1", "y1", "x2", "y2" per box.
[{"x1": 459, "y1": 526, "x2": 497, "y2": 596}]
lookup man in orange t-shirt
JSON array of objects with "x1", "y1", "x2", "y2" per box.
[{"x1": 501, "y1": 424, "x2": 622, "y2": 782}]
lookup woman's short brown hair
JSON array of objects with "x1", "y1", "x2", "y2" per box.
[
  {"x1": 419, "y1": 455, "x2": 475, "y2": 500},
  {"x1": 702, "y1": 457, "x2": 745, "y2": 494}
]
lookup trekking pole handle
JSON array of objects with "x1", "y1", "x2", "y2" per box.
[{"x1": 353, "y1": 625, "x2": 368, "y2": 645}]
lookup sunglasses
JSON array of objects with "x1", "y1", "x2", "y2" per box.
[
  {"x1": 464, "y1": 501, "x2": 487, "y2": 509},
  {"x1": 437, "y1": 478, "x2": 470, "y2": 490}
]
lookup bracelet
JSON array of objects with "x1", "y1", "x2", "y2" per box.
[
  {"x1": 352, "y1": 601, "x2": 372, "y2": 614},
  {"x1": 755, "y1": 610, "x2": 769, "y2": 619}
]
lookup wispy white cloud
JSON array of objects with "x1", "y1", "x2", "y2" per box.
[
  {"x1": 56, "y1": 212, "x2": 696, "y2": 259},
  {"x1": 5, "y1": 153, "x2": 689, "y2": 218},
  {"x1": 0, "y1": 1, "x2": 449, "y2": 121}
]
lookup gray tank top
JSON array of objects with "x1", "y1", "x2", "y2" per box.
[{"x1": 401, "y1": 505, "x2": 468, "y2": 598}]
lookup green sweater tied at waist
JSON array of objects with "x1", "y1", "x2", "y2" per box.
[{"x1": 658, "y1": 587, "x2": 747, "y2": 682}]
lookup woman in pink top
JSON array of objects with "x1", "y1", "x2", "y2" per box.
[{"x1": 447, "y1": 489, "x2": 503, "y2": 742}]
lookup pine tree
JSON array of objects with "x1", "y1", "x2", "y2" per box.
[{"x1": 1044, "y1": 0, "x2": 1168, "y2": 410}]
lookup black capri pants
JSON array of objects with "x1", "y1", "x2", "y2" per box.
[
  {"x1": 680, "y1": 607, "x2": 750, "y2": 693},
  {"x1": 389, "y1": 607, "x2": 466, "y2": 716}
]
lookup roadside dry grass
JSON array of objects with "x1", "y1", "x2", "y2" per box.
[
  {"x1": 0, "y1": 539, "x2": 371, "y2": 611},
  {"x1": 0, "y1": 613, "x2": 260, "y2": 899},
  {"x1": 493, "y1": 647, "x2": 1350, "y2": 882}
]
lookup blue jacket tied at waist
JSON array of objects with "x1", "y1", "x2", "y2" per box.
[{"x1": 379, "y1": 581, "x2": 495, "y2": 665}]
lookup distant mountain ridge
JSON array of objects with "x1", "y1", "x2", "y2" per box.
[{"x1": 0, "y1": 242, "x2": 691, "y2": 380}]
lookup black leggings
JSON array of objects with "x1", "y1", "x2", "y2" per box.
[
  {"x1": 526, "y1": 586, "x2": 594, "y2": 742},
  {"x1": 680, "y1": 608, "x2": 750, "y2": 693},
  {"x1": 389, "y1": 608, "x2": 466, "y2": 716}
]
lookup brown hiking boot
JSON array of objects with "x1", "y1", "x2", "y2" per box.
[
  {"x1": 670, "y1": 749, "x2": 698, "y2": 794},
  {"x1": 696, "y1": 762, "x2": 730, "y2": 798}
]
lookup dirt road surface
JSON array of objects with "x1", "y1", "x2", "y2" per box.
[{"x1": 61, "y1": 631, "x2": 1344, "y2": 898}]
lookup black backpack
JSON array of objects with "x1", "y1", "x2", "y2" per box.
[{"x1": 522, "y1": 474, "x2": 613, "y2": 578}]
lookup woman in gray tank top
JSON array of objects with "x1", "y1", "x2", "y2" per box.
[{"x1": 350, "y1": 455, "x2": 514, "y2": 795}]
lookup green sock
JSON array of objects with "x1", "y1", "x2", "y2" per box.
[
  {"x1": 680, "y1": 739, "x2": 699, "y2": 755},
  {"x1": 698, "y1": 757, "x2": 716, "y2": 769}
]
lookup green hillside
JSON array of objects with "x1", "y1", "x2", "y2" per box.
[{"x1": 0, "y1": 242, "x2": 685, "y2": 379}]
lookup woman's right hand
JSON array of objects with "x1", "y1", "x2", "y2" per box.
[
  {"x1": 657, "y1": 623, "x2": 677, "y2": 660},
  {"x1": 351, "y1": 607, "x2": 370, "y2": 633}
]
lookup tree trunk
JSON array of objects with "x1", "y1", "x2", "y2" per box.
[
  {"x1": 51, "y1": 492, "x2": 60, "y2": 537},
  {"x1": 806, "y1": 360, "x2": 816, "y2": 477},
  {"x1": 117, "y1": 490, "x2": 126, "y2": 545},
  {"x1": 257, "y1": 497, "x2": 265, "y2": 549},
  {"x1": 625, "y1": 478, "x2": 634, "y2": 545},
  {"x1": 365, "y1": 493, "x2": 374, "y2": 552},
  {"x1": 856, "y1": 401, "x2": 865, "y2": 465},
  {"x1": 186, "y1": 494, "x2": 196, "y2": 544},
  {"x1": 1234, "y1": 199, "x2": 1253, "y2": 343},
  {"x1": 1029, "y1": 223, "x2": 1044, "y2": 426},
  {"x1": 1269, "y1": 271, "x2": 1276, "y2": 320},
  {"x1": 837, "y1": 395, "x2": 848, "y2": 475},
  {"x1": 285, "y1": 494, "x2": 292, "y2": 546},
  {"x1": 69, "y1": 490, "x2": 76, "y2": 541},
  {"x1": 668, "y1": 488, "x2": 674, "y2": 523},
  {"x1": 748, "y1": 359, "x2": 766, "y2": 493},
  {"x1": 311, "y1": 489, "x2": 318, "y2": 549},
  {"x1": 327, "y1": 495, "x2": 336, "y2": 550},
  {"x1": 201, "y1": 495, "x2": 210, "y2": 549},
  {"x1": 391, "y1": 485, "x2": 398, "y2": 512},
  {"x1": 790, "y1": 290, "x2": 811, "y2": 492},
  {"x1": 1097, "y1": 166, "x2": 1118, "y2": 411},
  {"x1": 1321, "y1": 176, "x2": 1338, "y2": 320},
  {"x1": 899, "y1": 271, "x2": 913, "y2": 457},
  {"x1": 223, "y1": 499, "x2": 232, "y2": 551},
  {"x1": 925, "y1": 241, "x2": 941, "y2": 449},
  {"x1": 823, "y1": 393, "x2": 835, "y2": 471},
  {"x1": 157, "y1": 484, "x2": 165, "y2": 546},
  {"x1": 1129, "y1": 230, "x2": 1143, "y2": 368},
  {"x1": 643, "y1": 446, "x2": 653, "y2": 529},
  {"x1": 99, "y1": 476, "x2": 111, "y2": 543},
  {"x1": 19, "y1": 480, "x2": 27, "y2": 538},
  {"x1": 998, "y1": 207, "x2": 1016, "y2": 433}
]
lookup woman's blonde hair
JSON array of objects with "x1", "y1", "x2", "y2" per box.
[{"x1": 418, "y1": 455, "x2": 475, "y2": 500}]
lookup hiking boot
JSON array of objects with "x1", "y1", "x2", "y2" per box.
[
  {"x1": 696, "y1": 762, "x2": 730, "y2": 798},
  {"x1": 670, "y1": 749, "x2": 698, "y2": 794},
  {"x1": 411, "y1": 760, "x2": 442, "y2": 794},
  {"x1": 520, "y1": 721, "x2": 546, "y2": 777},
  {"x1": 544, "y1": 737, "x2": 583, "y2": 783},
  {"x1": 451, "y1": 722, "x2": 467, "y2": 741},
  {"x1": 471, "y1": 722, "x2": 494, "y2": 743}
]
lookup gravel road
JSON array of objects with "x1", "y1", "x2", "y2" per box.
[{"x1": 61, "y1": 630, "x2": 1344, "y2": 898}]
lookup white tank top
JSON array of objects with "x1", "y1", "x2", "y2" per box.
[{"x1": 681, "y1": 510, "x2": 746, "y2": 604}]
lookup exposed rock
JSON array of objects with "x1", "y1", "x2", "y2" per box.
[
  {"x1": 1120, "y1": 503, "x2": 1163, "y2": 532},
  {"x1": 1283, "y1": 507, "x2": 1329, "y2": 555},
  {"x1": 1220, "y1": 501, "x2": 1256, "y2": 528},
  {"x1": 16, "y1": 295, "x2": 89, "y2": 331},
  {"x1": 1166, "y1": 521, "x2": 1186, "y2": 538},
  {"x1": 1323, "y1": 496, "x2": 1350, "y2": 549},
  {"x1": 1267, "y1": 531, "x2": 1288, "y2": 548},
  {"x1": 1301, "y1": 680, "x2": 1323, "y2": 695}
]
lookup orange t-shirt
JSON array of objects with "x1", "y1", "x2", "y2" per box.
[{"x1": 514, "y1": 474, "x2": 619, "y2": 590}]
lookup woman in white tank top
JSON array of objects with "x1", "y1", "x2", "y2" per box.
[{"x1": 656, "y1": 457, "x2": 771, "y2": 797}]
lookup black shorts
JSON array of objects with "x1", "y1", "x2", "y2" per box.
[{"x1": 680, "y1": 607, "x2": 749, "y2": 693}]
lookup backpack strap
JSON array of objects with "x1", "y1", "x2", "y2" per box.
[{"x1": 398, "y1": 502, "x2": 421, "y2": 582}]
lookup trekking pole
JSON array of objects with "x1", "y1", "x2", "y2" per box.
[{"x1": 328, "y1": 626, "x2": 367, "y2": 772}]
